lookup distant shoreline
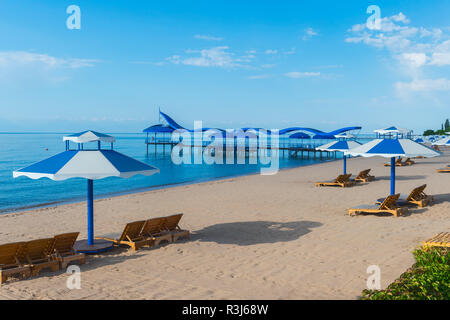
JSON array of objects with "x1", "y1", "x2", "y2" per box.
[{"x1": 1, "y1": 158, "x2": 337, "y2": 215}]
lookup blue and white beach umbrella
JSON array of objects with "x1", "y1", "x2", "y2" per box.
[
  {"x1": 414, "y1": 138, "x2": 425, "y2": 143},
  {"x1": 316, "y1": 140, "x2": 362, "y2": 174},
  {"x1": 13, "y1": 131, "x2": 159, "y2": 253},
  {"x1": 345, "y1": 139, "x2": 439, "y2": 195},
  {"x1": 432, "y1": 136, "x2": 450, "y2": 146}
]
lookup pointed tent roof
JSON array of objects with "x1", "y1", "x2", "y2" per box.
[{"x1": 63, "y1": 130, "x2": 116, "y2": 144}]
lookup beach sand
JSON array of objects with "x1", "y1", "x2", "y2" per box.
[{"x1": 0, "y1": 153, "x2": 449, "y2": 300}]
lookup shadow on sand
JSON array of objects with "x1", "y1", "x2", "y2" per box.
[
  {"x1": 192, "y1": 220, "x2": 322, "y2": 246},
  {"x1": 375, "y1": 175, "x2": 427, "y2": 181},
  {"x1": 430, "y1": 193, "x2": 450, "y2": 205}
]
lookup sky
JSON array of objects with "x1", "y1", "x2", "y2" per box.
[{"x1": 0, "y1": 0, "x2": 449, "y2": 134}]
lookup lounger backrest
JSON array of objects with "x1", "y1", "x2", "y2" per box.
[
  {"x1": 356, "y1": 169, "x2": 370, "y2": 179},
  {"x1": 23, "y1": 238, "x2": 54, "y2": 261},
  {"x1": 406, "y1": 184, "x2": 427, "y2": 201},
  {"x1": 333, "y1": 174, "x2": 345, "y2": 183},
  {"x1": 396, "y1": 158, "x2": 403, "y2": 164},
  {"x1": 342, "y1": 173, "x2": 352, "y2": 182},
  {"x1": 120, "y1": 221, "x2": 145, "y2": 241},
  {"x1": 141, "y1": 218, "x2": 165, "y2": 236},
  {"x1": 379, "y1": 194, "x2": 400, "y2": 210},
  {"x1": 163, "y1": 214, "x2": 183, "y2": 231},
  {"x1": 51, "y1": 232, "x2": 79, "y2": 255},
  {"x1": 0, "y1": 242, "x2": 24, "y2": 266}
]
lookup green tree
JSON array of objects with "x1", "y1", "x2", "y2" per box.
[
  {"x1": 445, "y1": 119, "x2": 450, "y2": 131},
  {"x1": 423, "y1": 129, "x2": 435, "y2": 136}
]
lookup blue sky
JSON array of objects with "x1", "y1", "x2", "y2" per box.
[{"x1": 0, "y1": 0, "x2": 449, "y2": 134}]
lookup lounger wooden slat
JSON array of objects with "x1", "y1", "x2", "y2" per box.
[
  {"x1": 96, "y1": 220, "x2": 149, "y2": 251},
  {"x1": 0, "y1": 242, "x2": 31, "y2": 284},
  {"x1": 348, "y1": 194, "x2": 407, "y2": 217},
  {"x1": 50, "y1": 233, "x2": 86, "y2": 269},
  {"x1": 436, "y1": 168, "x2": 450, "y2": 173},
  {"x1": 315, "y1": 173, "x2": 354, "y2": 188},
  {"x1": 376, "y1": 184, "x2": 434, "y2": 207},
  {"x1": 423, "y1": 232, "x2": 450, "y2": 248},
  {"x1": 162, "y1": 214, "x2": 190, "y2": 242},
  {"x1": 21, "y1": 238, "x2": 59, "y2": 276},
  {"x1": 354, "y1": 169, "x2": 375, "y2": 183},
  {"x1": 140, "y1": 217, "x2": 172, "y2": 246}
]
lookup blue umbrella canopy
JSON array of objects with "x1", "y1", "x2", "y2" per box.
[
  {"x1": 13, "y1": 132, "x2": 159, "y2": 252},
  {"x1": 432, "y1": 136, "x2": 450, "y2": 146},
  {"x1": 345, "y1": 139, "x2": 439, "y2": 195}
]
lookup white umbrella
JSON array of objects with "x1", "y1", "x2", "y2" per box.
[
  {"x1": 432, "y1": 136, "x2": 450, "y2": 146},
  {"x1": 13, "y1": 131, "x2": 159, "y2": 253},
  {"x1": 345, "y1": 139, "x2": 440, "y2": 195}
]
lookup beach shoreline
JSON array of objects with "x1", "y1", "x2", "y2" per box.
[
  {"x1": 1, "y1": 157, "x2": 337, "y2": 215},
  {"x1": 0, "y1": 153, "x2": 449, "y2": 300}
]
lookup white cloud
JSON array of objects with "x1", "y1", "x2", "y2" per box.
[
  {"x1": 265, "y1": 49, "x2": 278, "y2": 55},
  {"x1": 284, "y1": 71, "x2": 320, "y2": 78},
  {"x1": 302, "y1": 28, "x2": 318, "y2": 40},
  {"x1": 284, "y1": 48, "x2": 296, "y2": 55},
  {"x1": 346, "y1": 12, "x2": 450, "y2": 94},
  {"x1": 181, "y1": 46, "x2": 237, "y2": 68},
  {"x1": 399, "y1": 52, "x2": 428, "y2": 68},
  {"x1": 396, "y1": 78, "x2": 450, "y2": 92},
  {"x1": 0, "y1": 51, "x2": 99, "y2": 69},
  {"x1": 247, "y1": 74, "x2": 271, "y2": 80},
  {"x1": 429, "y1": 40, "x2": 450, "y2": 66},
  {"x1": 194, "y1": 34, "x2": 223, "y2": 41}
]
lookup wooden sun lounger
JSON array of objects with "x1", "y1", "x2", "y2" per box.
[
  {"x1": 50, "y1": 233, "x2": 86, "y2": 269},
  {"x1": 376, "y1": 184, "x2": 434, "y2": 207},
  {"x1": 96, "y1": 220, "x2": 150, "y2": 251},
  {"x1": 354, "y1": 169, "x2": 375, "y2": 183},
  {"x1": 404, "y1": 158, "x2": 415, "y2": 165},
  {"x1": 348, "y1": 194, "x2": 407, "y2": 217},
  {"x1": 0, "y1": 242, "x2": 31, "y2": 284},
  {"x1": 384, "y1": 158, "x2": 405, "y2": 167},
  {"x1": 436, "y1": 167, "x2": 450, "y2": 173},
  {"x1": 22, "y1": 238, "x2": 60, "y2": 276},
  {"x1": 315, "y1": 173, "x2": 354, "y2": 188},
  {"x1": 422, "y1": 232, "x2": 450, "y2": 249},
  {"x1": 162, "y1": 214, "x2": 190, "y2": 242},
  {"x1": 140, "y1": 218, "x2": 172, "y2": 246}
]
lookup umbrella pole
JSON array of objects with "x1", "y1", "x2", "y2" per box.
[
  {"x1": 343, "y1": 155, "x2": 347, "y2": 175},
  {"x1": 87, "y1": 179, "x2": 94, "y2": 245},
  {"x1": 390, "y1": 157, "x2": 395, "y2": 195}
]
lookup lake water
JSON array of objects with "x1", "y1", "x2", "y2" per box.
[{"x1": 0, "y1": 133, "x2": 364, "y2": 213}]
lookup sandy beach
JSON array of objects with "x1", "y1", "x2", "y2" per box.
[{"x1": 0, "y1": 153, "x2": 449, "y2": 300}]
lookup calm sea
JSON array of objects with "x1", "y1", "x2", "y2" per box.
[{"x1": 0, "y1": 133, "x2": 368, "y2": 213}]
